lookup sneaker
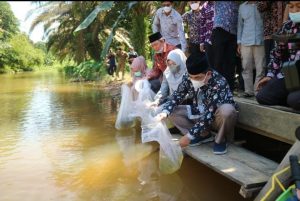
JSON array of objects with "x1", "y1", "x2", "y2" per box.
[
  {"x1": 189, "y1": 133, "x2": 214, "y2": 147},
  {"x1": 213, "y1": 141, "x2": 227, "y2": 155}
]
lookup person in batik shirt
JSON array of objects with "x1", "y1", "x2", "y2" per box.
[
  {"x1": 155, "y1": 53, "x2": 238, "y2": 155},
  {"x1": 182, "y1": 1, "x2": 202, "y2": 55},
  {"x1": 256, "y1": 1, "x2": 300, "y2": 111}
]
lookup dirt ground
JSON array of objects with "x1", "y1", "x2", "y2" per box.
[{"x1": 85, "y1": 73, "x2": 133, "y2": 99}]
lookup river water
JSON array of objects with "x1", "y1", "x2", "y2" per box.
[{"x1": 0, "y1": 71, "x2": 250, "y2": 201}]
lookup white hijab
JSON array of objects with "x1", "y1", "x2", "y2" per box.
[{"x1": 164, "y1": 49, "x2": 187, "y2": 93}]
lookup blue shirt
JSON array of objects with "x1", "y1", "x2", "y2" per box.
[
  {"x1": 237, "y1": 2, "x2": 264, "y2": 46},
  {"x1": 213, "y1": 1, "x2": 239, "y2": 35}
]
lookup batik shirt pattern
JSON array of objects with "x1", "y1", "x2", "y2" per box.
[{"x1": 162, "y1": 70, "x2": 237, "y2": 138}]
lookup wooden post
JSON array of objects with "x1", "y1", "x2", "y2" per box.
[{"x1": 255, "y1": 140, "x2": 300, "y2": 201}]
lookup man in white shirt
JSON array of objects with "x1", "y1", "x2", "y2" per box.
[{"x1": 152, "y1": 1, "x2": 187, "y2": 53}]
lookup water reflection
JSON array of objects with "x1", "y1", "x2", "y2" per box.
[
  {"x1": 0, "y1": 72, "x2": 249, "y2": 201},
  {"x1": 115, "y1": 129, "x2": 184, "y2": 201}
]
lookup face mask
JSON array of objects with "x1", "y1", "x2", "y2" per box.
[
  {"x1": 289, "y1": 12, "x2": 300, "y2": 23},
  {"x1": 155, "y1": 46, "x2": 163, "y2": 54},
  {"x1": 190, "y1": 73, "x2": 207, "y2": 90},
  {"x1": 163, "y1": 6, "x2": 172, "y2": 13},
  {"x1": 134, "y1": 71, "x2": 142, "y2": 77},
  {"x1": 168, "y1": 64, "x2": 180, "y2": 74},
  {"x1": 190, "y1": 3, "x2": 200, "y2": 11}
]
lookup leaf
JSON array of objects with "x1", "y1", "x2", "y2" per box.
[
  {"x1": 73, "y1": 1, "x2": 114, "y2": 34},
  {"x1": 99, "y1": 1, "x2": 138, "y2": 61}
]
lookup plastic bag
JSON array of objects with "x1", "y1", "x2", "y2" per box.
[
  {"x1": 116, "y1": 79, "x2": 183, "y2": 174},
  {"x1": 115, "y1": 84, "x2": 136, "y2": 130},
  {"x1": 141, "y1": 121, "x2": 183, "y2": 174},
  {"x1": 134, "y1": 79, "x2": 156, "y2": 102},
  {"x1": 131, "y1": 80, "x2": 156, "y2": 119}
]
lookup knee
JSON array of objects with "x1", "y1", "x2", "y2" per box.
[
  {"x1": 256, "y1": 90, "x2": 267, "y2": 105},
  {"x1": 287, "y1": 91, "x2": 300, "y2": 110},
  {"x1": 218, "y1": 105, "x2": 237, "y2": 120}
]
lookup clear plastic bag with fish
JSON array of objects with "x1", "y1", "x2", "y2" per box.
[
  {"x1": 115, "y1": 84, "x2": 136, "y2": 130},
  {"x1": 141, "y1": 120, "x2": 183, "y2": 174},
  {"x1": 117, "y1": 79, "x2": 183, "y2": 174}
]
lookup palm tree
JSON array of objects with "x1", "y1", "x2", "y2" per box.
[
  {"x1": 29, "y1": 1, "x2": 107, "y2": 64},
  {"x1": 129, "y1": 1, "x2": 155, "y2": 58}
]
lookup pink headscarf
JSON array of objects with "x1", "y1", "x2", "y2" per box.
[{"x1": 130, "y1": 56, "x2": 148, "y2": 83}]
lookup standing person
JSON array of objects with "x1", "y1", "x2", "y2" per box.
[
  {"x1": 237, "y1": 1, "x2": 265, "y2": 98},
  {"x1": 155, "y1": 53, "x2": 238, "y2": 154},
  {"x1": 107, "y1": 50, "x2": 116, "y2": 76},
  {"x1": 182, "y1": 1, "x2": 202, "y2": 55},
  {"x1": 256, "y1": 1, "x2": 300, "y2": 111},
  {"x1": 199, "y1": 1, "x2": 215, "y2": 68},
  {"x1": 152, "y1": 1, "x2": 187, "y2": 53},
  {"x1": 211, "y1": 1, "x2": 239, "y2": 91},
  {"x1": 256, "y1": 1, "x2": 288, "y2": 68},
  {"x1": 147, "y1": 32, "x2": 176, "y2": 93},
  {"x1": 116, "y1": 48, "x2": 128, "y2": 80}
]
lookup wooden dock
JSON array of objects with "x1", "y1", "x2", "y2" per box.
[
  {"x1": 173, "y1": 134, "x2": 278, "y2": 198},
  {"x1": 171, "y1": 97, "x2": 300, "y2": 199},
  {"x1": 234, "y1": 97, "x2": 300, "y2": 144}
]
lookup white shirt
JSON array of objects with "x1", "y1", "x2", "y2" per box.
[{"x1": 152, "y1": 7, "x2": 187, "y2": 52}]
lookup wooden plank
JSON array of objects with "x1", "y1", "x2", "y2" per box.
[
  {"x1": 236, "y1": 124, "x2": 294, "y2": 145},
  {"x1": 255, "y1": 141, "x2": 300, "y2": 201},
  {"x1": 173, "y1": 135, "x2": 278, "y2": 190},
  {"x1": 234, "y1": 97, "x2": 300, "y2": 144},
  {"x1": 234, "y1": 97, "x2": 300, "y2": 114},
  {"x1": 239, "y1": 186, "x2": 262, "y2": 199}
]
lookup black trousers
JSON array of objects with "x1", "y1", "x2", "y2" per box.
[
  {"x1": 204, "y1": 42, "x2": 214, "y2": 69},
  {"x1": 235, "y1": 55, "x2": 244, "y2": 91},
  {"x1": 188, "y1": 43, "x2": 201, "y2": 54},
  {"x1": 211, "y1": 27, "x2": 237, "y2": 91},
  {"x1": 108, "y1": 65, "x2": 116, "y2": 76},
  {"x1": 256, "y1": 78, "x2": 300, "y2": 110}
]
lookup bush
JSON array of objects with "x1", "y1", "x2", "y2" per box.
[{"x1": 63, "y1": 60, "x2": 105, "y2": 81}]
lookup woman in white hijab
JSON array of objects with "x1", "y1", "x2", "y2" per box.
[{"x1": 153, "y1": 49, "x2": 187, "y2": 106}]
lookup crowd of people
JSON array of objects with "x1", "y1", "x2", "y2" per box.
[{"x1": 114, "y1": 1, "x2": 300, "y2": 155}]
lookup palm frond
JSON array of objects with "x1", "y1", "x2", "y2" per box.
[{"x1": 74, "y1": 1, "x2": 114, "y2": 33}]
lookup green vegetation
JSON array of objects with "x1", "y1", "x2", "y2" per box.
[
  {"x1": 0, "y1": 1, "x2": 188, "y2": 79},
  {"x1": 0, "y1": 2, "x2": 65, "y2": 74}
]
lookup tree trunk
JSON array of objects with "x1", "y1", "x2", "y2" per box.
[
  {"x1": 130, "y1": 14, "x2": 149, "y2": 58},
  {"x1": 75, "y1": 31, "x2": 86, "y2": 64}
]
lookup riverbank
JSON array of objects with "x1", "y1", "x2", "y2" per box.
[{"x1": 84, "y1": 73, "x2": 132, "y2": 99}]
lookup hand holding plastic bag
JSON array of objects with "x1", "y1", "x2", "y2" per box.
[{"x1": 116, "y1": 79, "x2": 183, "y2": 174}]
